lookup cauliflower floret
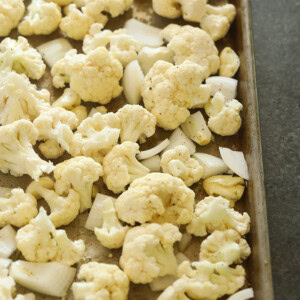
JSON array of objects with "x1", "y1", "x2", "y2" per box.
[
  {"x1": 152, "y1": 0, "x2": 182, "y2": 19},
  {"x1": 115, "y1": 173, "x2": 195, "y2": 225},
  {"x1": 33, "y1": 107, "x2": 78, "y2": 153},
  {"x1": 0, "y1": 120, "x2": 54, "y2": 180},
  {"x1": 71, "y1": 262, "x2": 129, "y2": 300},
  {"x1": 94, "y1": 194, "x2": 130, "y2": 248},
  {"x1": 71, "y1": 106, "x2": 88, "y2": 126},
  {"x1": 101, "y1": 0, "x2": 133, "y2": 17},
  {"x1": 186, "y1": 196, "x2": 250, "y2": 237},
  {"x1": 46, "y1": 0, "x2": 74, "y2": 5},
  {"x1": 0, "y1": 264, "x2": 16, "y2": 299},
  {"x1": 117, "y1": 104, "x2": 156, "y2": 143},
  {"x1": 120, "y1": 223, "x2": 182, "y2": 284},
  {"x1": 103, "y1": 142, "x2": 150, "y2": 194},
  {"x1": 16, "y1": 207, "x2": 85, "y2": 266},
  {"x1": 18, "y1": 0, "x2": 62, "y2": 36},
  {"x1": 0, "y1": 37, "x2": 46, "y2": 80},
  {"x1": 141, "y1": 60, "x2": 207, "y2": 130},
  {"x1": 164, "y1": 25, "x2": 219, "y2": 77},
  {"x1": 200, "y1": 230, "x2": 251, "y2": 265},
  {"x1": 161, "y1": 145, "x2": 203, "y2": 187},
  {"x1": 204, "y1": 92, "x2": 243, "y2": 136},
  {"x1": 0, "y1": 0, "x2": 25, "y2": 37},
  {"x1": 200, "y1": 4, "x2": 237, "y2": 41},
  {"x1": 160, "y1": 24, "x2": 182, "y2": 43},
  {"x1": 54, "y1": 156, "x2": 103, "y2": 212},
  {"x1": 0, "y1": 70, "x2": 50, "y2": 125},
  {"x1": 158, "y1": 260, "x2": 245, "y2": 300},
  {"x1": 27, "y1": 177, "x2": 80, "y2": 227},
  {"x1": 219, "y1": 47, "x2": 240, "y2": 78},
  {"x1": 39, "y1": 139, "x2": 65, "y2": 159},
  {"x1": 70, "y1": 112, "x2": 121, "y2": 163},
  {"x1": 0, "y1": 189, "x2": 37, "y2": 228}
]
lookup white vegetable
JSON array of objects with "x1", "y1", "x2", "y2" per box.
[
  {"x1": 178, "y1": 233, "x2": 192, "y2": 252},
  {"x1": 219, "y1": 147, "x2": 249, "y2": 180},
  {"x1": 227, "y1": 288, "x2": 254, "y2": 300},
  {"x1": 0, "y1": 187, "x2": 11, "y2": 197},
  {"x1": 192, "y1": 153, "x2": 229, "y2": 179},
  {"x1": 10, "y1": 260, "x2": 76, "y2": 297},
  {"x1": 163, "y1": 128, "x2": 196, "y2": 155},
  {"x1": 150, "y1": 275, "x2": 177, "y2": 292},
  {"x1": 125, "y1": 19, "x2": 163, "y2": 47},
  {"x1": 206, "y1": 76, "x2": 238, "y2": 101},
  {"x1": 175, "y1": 252, "x2": 190, "y2": 265},
  {"x1": 0, "y1": 258, "x2": 12, "y2": 269},
  {"x1": 37, "y1": 38, "x2": 73, "y2": 68},
  {"x1": 0, "y1": 225, "x2": 17, "y2": 258},
  {"x1": 137, "y1": 139, "x2": 170, "y2": 160},
  {"x1": 20, "y1": 294, "x2": 36, "y2": 300},
  {"x1": 123, "y1": 60, "x2": 145, "y2": 105},
  {"x1": 140, "y1": 155, "x2": 161, "y2": 172}
]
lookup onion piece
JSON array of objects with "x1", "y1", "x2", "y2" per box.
[
  {"x1": 150, "y1": 275, "x2": 177, "y2": 292},
  {"x1": 125, "y1": 19, "x2": 163, "y2": 47},
  {"x1": 37, "y1": 38, "x2": 73, "y2": 68},
  {"x1": 176, "y1": 252, "x2": 190, "y2": 265},
  {"x1": 10, "y1": 260, "x2": 76, "y2": 297},
  {"x1": 206, "y1": 76, "x2": 238, "y2": 101},
  {"x1": 227, "y1": 288, "x2": 254, "y2": 300},
  {"x1": 163, "y1": 128, "x2": 196, "y2": 155},
  {"x1": 123, "y1": 60, "x2": 145, "y2": 105},
  {"x1": 0, "y1": 187, "x2": 11, "y2": 197},
  {"x1": 219, "y1": 147, "x2": 249, "y2": 180},
  {"x1": 85, "y1": 194, "x2": 116, "y2": 231},
  {"x1": 140, "y1": 155, "x2": 161, "y2": 172},
  {"x1": 0, "y1": 225, "x2": 17, "y2": 258},
  {"x1": 192, "y1": 153, "x2": 229, "y2": 179},
  {"x1": 178, "y1": 233, "x2": 192, "y2": 252},
  {"x1": 137, "y1": 139, "x2": 170, "y2": 160}
]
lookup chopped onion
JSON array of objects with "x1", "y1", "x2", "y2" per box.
[
  {"x1": 137, "y1": 139, "x2": 170, "y2": 160},
  {"x1": 0, "y1": 257, "x2": 12, "y2": 270},
  {"x1": 125, "y1": 19, "x2": 163, "y2": 47},
  {"x1": 192, "y1": 153, "x2": 229, "y2": 179},
  {"x1": 219, "y1": 147, "x2": 249, "y2": 180},
  {"x1": 227, "y1": 288, "x2": 254, "y2": 300},
  {"x1": 85, "y1": 194, "x2": 116, "y2": 231},
  {"x1": 178, "y1": 233, "x2": 192, "y2": 252},
  {"x1": 10, "y1": 260, "x2": 76, "y2": 297},
  {"x1": 123, "y1": 60, "x2": 145, "y2": 105},
  {"x1": 163, "y1": 128, "x2": 196, "y2": 155},
  {"x1": 206, "y1": 76, "x2": 238, "y2": 101},
  {"x1": 176, "y1": 252, "x2": 190, "y2": 265},
  {"x1": 140, "y1": 155, "x2": 161, "y2": 172},
  {"x1": 0, "y1": 225, "x2": 17, "y2": 258},
  {"x1": 37, "y1": 38, "x2": 73, "y2": 68},
  {"x1": 149, "y1": 275, "x2": 177, "y2": 292}
]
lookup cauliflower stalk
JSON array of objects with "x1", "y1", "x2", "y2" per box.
[
  {"x1": 115, "y1": 173, "x2": 195, "y2": 226},
  {"x1": 0, "y1": 120, "x2": 54, "y2": 180},
  {"x1": 54, "y1": 156, "x2": 103, "y2": 212},
  {"x1": 16, "y1": 207, "x2": 85, "y2": 266},
  {"x1": 71, "y1": 262, "x2": 129, "y2": 300},
  {"x1": 38, "y1": 139, "x2": 65, "y2": 160},
  {"x1": 120, "y1": 223, "x2": 182, "y2": 284}
]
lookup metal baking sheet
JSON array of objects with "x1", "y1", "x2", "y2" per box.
[{"x1": 1, "y1": 0, "x2": 274, "y2": 299}]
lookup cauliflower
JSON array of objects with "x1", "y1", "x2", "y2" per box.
[
  {"x1": 51, "y1": 48, "x2": 123, "y2": 104},
  {"x1": 16, "y1": 207, "x2": 85, "y2": 266},
  {"x1": 0, "y1": 120, "x2": 54, "y2": 180},
  {"x1": 219, "y1": 47, "x2": 240, "y2": 78},
  {"x1": 204, "y1": 92, "x2": 243, "y2": 136},
  {"x1": 120, "y1": 223, "x2": 181, "y2": 284},
  {"x1": 103, "y1": 142, "x2": 150, "y2": 194},
  {"x1": 158, "y1": 260, "x2": 245, "y2": 300},
  {"x1": 38, "y1": 139, "x2": 65, "y2": 159},
  {"x1": 0, "y1": 37, "x2": 46, "y2": 80},
  {"x1": 70, "y1": 112, "x2": 121, "y2": 163},
  {"x1": 200, "y1": 230, "x2": 251, "y2": 265},
  {"x1": 0, "y1": 263, "x2": 16, "y2": 300},
  {"x1": 71, "y1": 262, "x2": 129, "y2": 300},
  {"x1": 71, "y1": 106, "x2": 88, "y2": 125},
  {"x1": 18, "y1": 0, "x2": 62, "y2": 36},
  {"x1": 0, "y1": 0, "x2": 25, "y2": 37},
  {"x1": 186, "y1": 196, "x2": 250, "y2": 237},
  {"x1": 46, "y1": 0, "x2": 73, "y2": 5},
  {"x1": 161, "y1": 145, "x2": 203, "y2": 187},
  {"x1": 141, "y1": 60, "x2": 207, "y2": 130},
  {"x1": 200, "y1": 4, "x2": 237, "y2": 41},
  {"x1": 54, "y1": 156, "x2": 103, "y2": 212},
  {"x1": 94, "y1": 194, "x2": 129, "y2": 248},
  {"x1": 101, "y1": 0, "x2": 133, "y2": 17},
  {"x1": 117, "y1": 104, "x2": 156, "y2": 143},
  {"x1": 26, "y1": 177, "x2": 80, "y2": 227},
  {"x1": 115, "y1": 173, "x2": 195, "y2": 225},
  {"x1": 160, "y1": 24, "x2": 182, "y2": 43},
  {"x1": 0, "y1": 70, "x2": 50, "y2": 125},
  {"x1": 164, "y1": 25, "x2": 219, "y2": 77},
  {"x1": 152, "y1": 0, "x2": 182, "y2": 19},
  {"x1": 0, "y1": 189, "x2": 37, "y2": 228},
  {"x1": 33, "y1": 107, "x2": 78, "y2": 153}
]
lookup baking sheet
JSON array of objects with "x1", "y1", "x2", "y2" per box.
[{"x1": 1, "y1": 0, "x2": 274, "y2": 299}]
